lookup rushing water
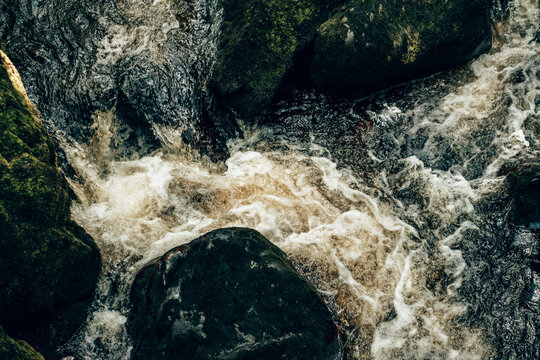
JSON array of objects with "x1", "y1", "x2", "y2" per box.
[
  {"x1": 1, "y1": 0, "x2": 236, "y2": 158},
  {"x1": 43, "y1": 0, "x2": 540, "y2": 359}
]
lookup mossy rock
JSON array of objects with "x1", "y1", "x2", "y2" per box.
[
  {"x1": 128, "y1": 227, "x2": 343, "y2": 360},
  {"x1": 0, "y1": 51, "x2": 101, "y2": 357},
  {"x1": 311, "y1": 0, "x2": 492, "y2": 97},
  {"x1": 211, "y1": 0, "x2": 343, "y2": 119},
  {"x1": 0, "y1": 326, "x2": 44, "y2": 360}
]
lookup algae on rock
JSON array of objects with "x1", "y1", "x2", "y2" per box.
[
  {"x1": 0, "y1": 326, "x2": 44, "y2": 360},
  {"x1": 0, "y1": 51, "x2": 101, "y2": 357},
  {"x1": 211, "y1": 0, "x2": 343, "y2": 119},
  {"x1": 311, "y1": 0, "x2": 492, "y2": 96}
]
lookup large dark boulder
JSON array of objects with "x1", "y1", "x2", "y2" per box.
[
  {"x1": 129, "y1": 227, "x2": 342, "y2": 360},
  {"x1": 211, "y1": 0, "x2": 343, "y2": 119},
  {"x1": 311, "y1": 0, "x2": 492, "y2": 97},
  {"x1": 0, "y1": 51, "x2": 101, "y2": 357}
]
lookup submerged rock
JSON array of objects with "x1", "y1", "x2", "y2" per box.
[
  {"x1": 0, "y1": 326, "x2": 44, "y2": 360},
  {"x1": 0, "y1": 52, "x2": 101, "y2": 357},
  {"x1": 128, "y1": 227, "x2": 342, "y2": 360},
  {"x1": 311, "y1": 0, "x2": 492, "y2": 97}
]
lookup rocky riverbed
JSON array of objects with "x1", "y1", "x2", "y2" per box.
[{"x1": 0, "y1": 0, "x2": 538, "y2": 359}]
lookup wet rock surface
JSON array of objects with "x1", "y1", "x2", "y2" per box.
[
  {"x1": 311, "y1": 0, "x2": 492, "y2": 97},
  {"x1": 0, "y1": 0, "x2": 240, "y2": 161},
  {"x1": 0, "y1": 0, "x2": 497, "y2": 150},
  {"x1": 210, "y1": 0, "x2": 342, "y2": 119},
  {"x1": 0, "y1": 52, "x2": 101, "y2": 358},
  {"x1": 128, "y1": 227, "x2": 343, "y2": 360}
]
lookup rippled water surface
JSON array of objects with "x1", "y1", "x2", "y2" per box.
[{"x1": 40, "y1": 0, "x2": 540, "y2": 358}]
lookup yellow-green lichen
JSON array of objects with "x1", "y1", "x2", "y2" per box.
[{"x1": 0, "y1": 326, "x2": 44, "y2": 360}]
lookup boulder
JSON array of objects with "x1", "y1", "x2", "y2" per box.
[
  {"x1": 0, "y1": 326, "x2": 44, "y2": 360},
  {"x1": 211, "y1": 0, "x2": 342, "y2": 119},
  {"x1": 311, "y1": 0, "x2": 492, "y2": 97},
  {"x1": 128, "y1": 227, "x2": 342, "y2": 360},
  {"x1": 0, "y1": 51, "x2": 101, "y2": 357},
  {"x1": 505, "y1": 162, "x2": 540, "y2": 227}
]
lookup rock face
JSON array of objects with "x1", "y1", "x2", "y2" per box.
[
  {"x1": 0, "y1": 326, "x2": 44, "y2": 360},
  {"x1": 129, "y1": 228, "x2": 342, "y2": 360},
  {"x1": 210, "y1": 0, "x2": 342, "y2": 119},
  {"x1": 0, "y1": 0, "x2": 240, "y2": 161},
  {"x1": 311, "y1": 0, "x2": 492, "y2": 96},
  {"x1": 0, "y1": 51, "x2": 101, "y2": 357},
  {"x1": 505, "y1": 162, "x2": 540, "y2": 226}
]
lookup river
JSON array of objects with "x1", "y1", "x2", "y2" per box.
[{"x1": 19, "y1": 0, "x2": 539, "y2": 358}]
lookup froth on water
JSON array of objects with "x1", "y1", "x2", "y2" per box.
[{"x1": 60, "y1": 122, "x2": 490, "y2": 359}]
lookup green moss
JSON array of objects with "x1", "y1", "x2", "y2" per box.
[
  {"x1": 0, "y1": 65, "x2": 54, "y2": 164},
  {"x1": 1, "y1": 154, "x2": 68, "y2": 225},
  {"x1": 0, "y1": 52, "x2": 101, "y2": 357},
  {"x1": 211, "y1": 0, "x2": 343, "y2": 119},
  {"x1": 0, "y1": 326, "x2": 44, "y2": 360},
  {"x1": 312, "y1": 0, "x2": 492, "y2": 96}
]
